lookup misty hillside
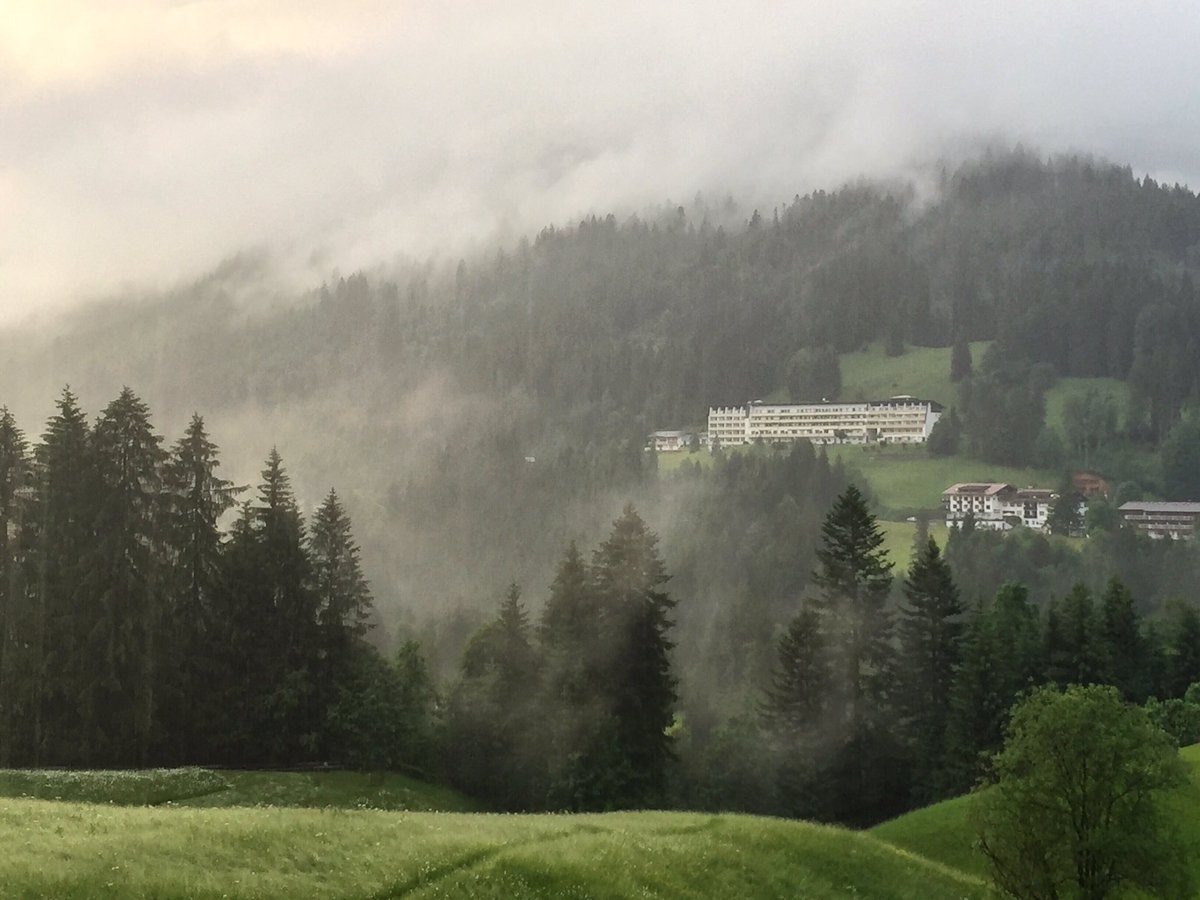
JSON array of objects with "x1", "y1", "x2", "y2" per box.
[{"x1": 3, "y1": 149, "x2": 1200, "y2": 672}]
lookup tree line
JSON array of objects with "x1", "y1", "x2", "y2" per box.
[
  {"x1": 0, "y1": 388, "x2": 393, "y2": 769},
  {"x1": 752, "y1": 486, "x2": 1200, "y2": 826}
]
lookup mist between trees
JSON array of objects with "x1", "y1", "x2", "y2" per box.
[
  {"x1": 0, "y1": 150, "x2": 1199, "y2": 820},
  {"x1": 3, "y1": 383, "x2": 1199, "y2": 827}
]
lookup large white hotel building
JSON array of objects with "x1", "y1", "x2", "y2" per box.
[{"x1": 707, "y1": 396, "x2": 943, "y2": 447}]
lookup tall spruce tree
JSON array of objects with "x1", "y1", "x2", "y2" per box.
[
  {"x1": 309, "y1": 487, "x2": 373, "y2": 730},
  {"x1": 1099, "y1": 577, "x2": 1147, "y2": 701},
  {"x1": 943, "y1": 583, "x2": 1043, "y2": 793},
  {"x1": 950, "y1": 335, "x2": 972, "y2": 382},
  {"x1": 1044, "y1": 583, "x2": 1108, "y2": 688},
  {"x1": 0, "y1": 409, "x2": 29, "y2": 765},
  {"x1": 1167, "y1": 603, "x2": 1200, "y2": 698},
  {"x1": 160, "y1": 414, "x2": 240, "y2": 762},
  {"x1": 591, "y1": 505, "x2": 677, "y2": 808},
  {"x1": 808, "y1": 484, "x2": 899, "y2": 823},
  {"x1": 763, "y1": 606, "x2": 829, "y2": 734},
  {"x1": 897, "y1": 537, "x2": 963, "y2": 800},
  {"x1": 256, "y1": 449, "x2": 317, "y2": 760},
  {"x1": 90, "y1": 387, "x2": 167, "y2": 764},
  {"x1": 811, "y1": 485, "x2": 895, "y2": 731},
  {"x1": 32, "y1": 388, "x2": 99, "y2": 765}
]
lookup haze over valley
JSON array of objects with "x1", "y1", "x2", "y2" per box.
[{"x1": 5, "y1": 5, "x2": 1200, "y2": 898}]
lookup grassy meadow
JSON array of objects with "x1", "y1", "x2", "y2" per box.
[
  {"x1": 870, "y1": 743, "x2": 1200, "y2": 886},
  {"x1": 0, "y1": 790, "x2": 989, "y2": 899},
  {"x1": 838, "y1": 341, "x2": 989, "y2": 408},
  {"x1": 0, "y1": 767, "x2": 478, "y2": 812},
  {"x1": 0, "y1": 747, "x2": 1195, "y2": 897}
]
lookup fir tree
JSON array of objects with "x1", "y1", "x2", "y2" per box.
[
  {"x1": 811, "y1": 485, "x2": 895, "y2": 729},
  {"x1": 32, "y1": 387, "x2": 100, "y2": 765},
  {"x1": 1099, "y1": 577, "x2": 1147, "y2": 701},
  {"x1": 257, "y1": 449, "x2": 317, "y2": 760},
  {"x1": 90, "y1": 387, "x2": 167, "y2": 764},
  {"x1": 0, "y1": 409, "x2": 28, "y2": 765},
  {"x1": 1167, "y1": 603, "x2": 1200, "y2": 698},
  {"x1": 808, "y1": 484, "x2": 899, "y2": 823},
  {"x1": 309, "y1": 487, "x2": 373, "y2": 719},
  {"x1": 159, "y1": 414, "x2": 240, "y2": 761},
  {"x1": 762, "y1": 606, "x2": 829, "y2": 734},
  {"x1": 591, "y1": 504, "x2": 677, "y2": 808},
  {"x1": 950, "y1": 335, "x2": 972, "y2": 382},
  {"x1": 943, "y1": 583, "x2": 1043, "y2": 793},
  {"x1": 1044, "y1": 583, "x2": 1107, "y2": 688},
  {"x1": 897, "y1": 537, "x2": 963, "y2": 800}
]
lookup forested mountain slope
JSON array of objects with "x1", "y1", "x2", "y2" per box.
[{"x1": 2, "y1": 149, "x2": 1199, "y2": 669}]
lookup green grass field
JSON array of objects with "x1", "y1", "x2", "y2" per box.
[
  {"x1": 879, "y1": 520, "x2": 951, "y2": 568},
  {"x1": 832, "y1": 445, "x2": 1055, "y2": 516},
  {"x1": 838, "y1": 341, "x2": 990, "y2": 407},
  {"x1": 2, "y1": 748, "x2": 1196, "y2": 897},
  {"x1": 870, "y1": 743, "x2": 1200, "y2": 886},
  {"x1": 0, "y1": 767, "x2": 478, "y2": 812},
  {"x1": 0, "y1": 798, "x2": 990, "y2": 899}
]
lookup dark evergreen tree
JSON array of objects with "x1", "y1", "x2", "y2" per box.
[
  {"x1": 1161, "y1": 417, "x2": 1200, "y2": 501},
  {"x1": 159, "y1": 414, "x2": 240, "y2": 762},
  {"x1": 897, "y1": 537, "x2": 963, "y2": 801},
  {"x1": 811, "y1": 485, "x2": 895, "y2": 731},
  {"x1": 89, "y1": 387, "x2": 167, "y2": 765},
  {"x1": 943, "y1": 583, "x2": 1043, "y2": 792},
  {"x1": 590, "y1": 505, "x2": 678, "y2": 808},
  {"x1": 1099, "y1": 577, "x2": 1147, "y2": 701},
  {"x1": 925, "y1": 407, "x2": 961, "y2": 457},
  {"x1": 1044, "y1": 583, "x2": 1108, "y2": 688},
  {"x1": 1167, "y1": 603, "x2": 1200, "y2": 699},
  {"x1": 762, "y1": 606, "x2": 829, "y2": 734},
  {"x1": 1046, "y1": 486, "x2": 1084, "y2": 537},
  {"x1": 809, "y1": 484, "x2": 900, "y2": 823},
  {"x1": 0, "y1": 409, "x2": 29, "y2": 765},
  {"x1": 32, "y1": 388, "x2": 100, "y2": 765},
  {"x1": 255, "y1": 449, "x2": 317, "y2": 759},
  {"x1": 211, "y1": 451, "x2": 315, "y2": 764},
  {"x1": 447, "y1": 582, "x2": 542, "y2": 809},
  {"x1": 950, "y1": 335, "x2": 972, "y2": 382},
  {"x1": 309, "y1": 487, "x2": 373, "y2": 734},
  {"x1": 538, "y1": 541, "x2": 593, "y2": 652},
  {"x1": 785, "y1": 346, "x2": 841, "y2": 402}
]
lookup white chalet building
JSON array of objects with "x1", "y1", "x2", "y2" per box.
[
  {"x1": 707, "y1": 396, "x2": 943, "y2": 447},
  {"x1": 943, "y1": 483, "x2": 1057, "y2": 531}
]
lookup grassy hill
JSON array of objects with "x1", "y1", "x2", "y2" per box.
[
  {"x1": 0, "y1": 799, "x2": 992, "y2": 899},
  {"x1": 0, "y1": 767, "x2": 478, "y2": 812},
  {"x1": 838, "y1": 341, "x2": 989, "y2": 408},
  {"x1": 870, "y1": 743, "x2": 1200, "y2": 885}
]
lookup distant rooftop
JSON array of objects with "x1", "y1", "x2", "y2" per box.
[
  {"x1": 1119, "y1": 501, "x2": 1200, "y2": 513},
  {"x1": 945, "y1": 483, "x2": 1013, "y2": 496}
]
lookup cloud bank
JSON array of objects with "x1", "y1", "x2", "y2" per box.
[{"x1": 3, "y1": 0, "x2": 1199, "y2": 321}]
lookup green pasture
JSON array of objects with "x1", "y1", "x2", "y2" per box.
[
  {"x1": 838, "y1": 341, "x2": 990, "y2": 407},
  {"x1": 878, "y1": 520, "x2": 952, "y2": 568},
  {"x1": 0, "y1": 767, "x2": 477, "y2": 812},
  {"x1": 871, "y1": 742, "x2": 1200, "y2": 885},
  {"x1": 0, "y1": 801, "x2": 989, "y2": 899},
  {"x1": 832, "y1": 445, "x2": 1054, "y2": 516}
]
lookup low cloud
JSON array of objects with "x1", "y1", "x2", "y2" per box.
[{"x1": 3, "y1": 1, "x2": 1200, "y2": 321}]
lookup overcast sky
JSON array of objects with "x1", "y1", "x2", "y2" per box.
[{"x1": 3, "y1": 1, "x2": 1199, "y2": 322}]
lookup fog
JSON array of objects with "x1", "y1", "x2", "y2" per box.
[{"x1": 4, "y1": 1, "x2": 1200, "y2": 321}]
